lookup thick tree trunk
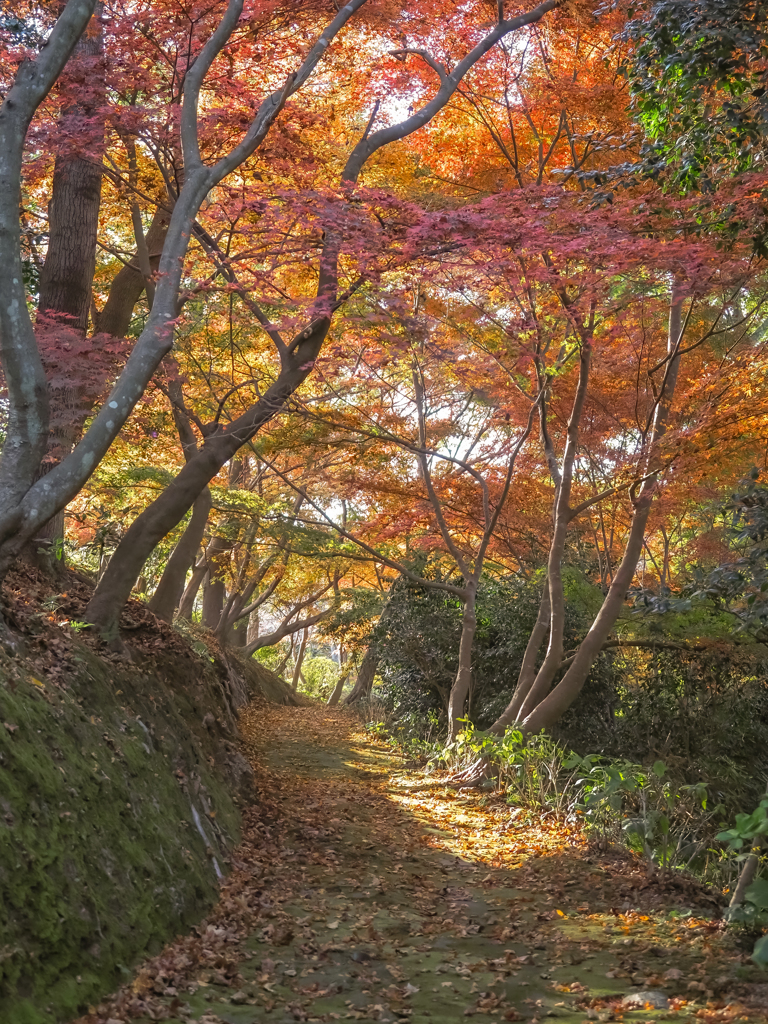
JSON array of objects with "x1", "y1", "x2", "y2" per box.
[
  {"x1": 447, "y1": 586, "x2": 477, "y2": 743},
  {"x1": 247, "y1": 609, "x2": 260, "y2": 646},
  {"x1": 27, "y1": 6, "x2": 104, "y2": 564},
  {"x1": 148, "y1": 488, "x2": 211, "y2": 622},
  {"x1": 344, "y1": 645, "x2": 380, "y2": 704},
  {"x1": 202, "y1": 573, "x2": 226, "y2": 630},
  {"x1": 37, "y1": 13, "x2": 103, "y2": 333}
]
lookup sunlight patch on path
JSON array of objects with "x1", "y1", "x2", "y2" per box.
[{"x1": 77, "y1": 702, "x2": 766, "y2": 1024}]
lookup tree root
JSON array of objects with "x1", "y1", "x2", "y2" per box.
[{"x1": 449, "y1": 756, "x2": 495, "y2": 788}]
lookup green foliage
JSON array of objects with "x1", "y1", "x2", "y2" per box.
[
  {"x1": 753, "y1": 932, "x2": 768, "y2": 966},
  {"x1": 624, "y1": 0, "x2": 768, "y2": 194},
  {"x1": 373, "y1": 570, "x2": 616, "y2": 738},
  {"x1": 565, "y1": 753, "x2": 716, "y2": 873},
  {"x1": 299, "y1": 655, "x2": 341, "y2": 700},
  {"x1": 717, "y1": 796, "x2": 768, "y2": 851}
]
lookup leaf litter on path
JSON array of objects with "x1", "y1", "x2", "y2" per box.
[{"x1": 76, "y1": 703, "x2": 768, "y2": 1024}]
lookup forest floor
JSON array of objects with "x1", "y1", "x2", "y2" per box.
[{"x1": 78, "y1": 702, "x2": 768, "y2": 1024}]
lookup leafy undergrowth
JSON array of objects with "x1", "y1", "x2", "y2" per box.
[{"x1": 75, "y1": 704, "x2": 768, "y2": 1024}]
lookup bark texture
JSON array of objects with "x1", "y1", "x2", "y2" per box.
[
  {"x1": 343, "y1": 645, "x2": 380, "y2": 704},
  {"x1": 95, "y1": 206, "x2": 170, "y2": 338}
]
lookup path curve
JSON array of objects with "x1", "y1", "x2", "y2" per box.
[{"x1": 78, "y1": 702, "x2": 765, "y2": 1024}]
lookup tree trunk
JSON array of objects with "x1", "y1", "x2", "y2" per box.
[
  {"x1": 729, "y1": 843, "x2": 763, "y2": 909},
  {"x1": 510, "y1": 295, "x2": 684, "y2": 734},
  {"x1": 447, "y1": 586, "x2": 477, "y2": 743},
  {"x1": 291, "y1": 628, "x2": 309, "y2": 690},
  {"x1": 326, "y1": 669, "x2": 347, "y2": 707},
  {"x1": 84, "y1": 319, "x2": 333, "y2": 638},
  {"x1": 344, "y1": 644, "x2": 380, "y2": 704},
  {"x1": 489, "y1": 585, "x2": 550, "y2": 734},
  {"x1": 37, "y1": 10, "x2": 104, "y2": 334},
  {"x1": 148, "y1": 488, "x2": 211, "y2": 622},
  {"x1": 202, "y1": 573, "x2": 226, "y2": 630},
  {"x1": 95, "y1": 205, "x2": 170, "y2": 337},
  {"x1": 27, "y1": 5, "x2": 104, "y2": 565},
  {"x1": 177, "y1": 554, "x2": 207, "y2": 621},
  {"x1": 247, "y1": 608, "x2": 260, "y2": 646}
]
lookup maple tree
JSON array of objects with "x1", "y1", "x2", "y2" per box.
[{"x1": 3, "y1": 0, "x2": 768, "y2": 745}]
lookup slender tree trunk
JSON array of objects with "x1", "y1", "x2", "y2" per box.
[
  {"x1": 447, "y1": 585, "x2": 477, "y2": 742},
  {"x1": 84, "y1": 321, "x2": 333, "y2": 638},
  {"x1": 178, "y1": 554, "x2": 207, "y2": 621},
  {"x1": 729, "y1": 842, "x2": 763, "y2": 909},
  {"x1": 489, "y1": 585, "x2": 550, "y2": 734},
  {"x1": 95, "y1": 205, "x2": 170, "y2": 337},
  {"x1": 513, "y1": 295, "x2": 684, "y2": 734},
  {"x1": 343, "y1": 584, "x2": 398, "y2": 704},
  {"x1": 148, "y1": 488, "x2": 211, "y2": 622},
  {"x1": 291, "y1": 627, "x2": 309, "y2": 690},
  {"x1": 516, "y1": 346, "x2": 592, "y2": 722}
]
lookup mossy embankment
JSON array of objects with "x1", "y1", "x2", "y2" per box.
[{"x1": 0, "y1": 567, "x2": 297, "y2": 1024}]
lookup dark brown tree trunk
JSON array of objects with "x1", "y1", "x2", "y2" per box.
[
  {"x1": 37, "y1": 15, "x2": 103, "y2": 332},
  {"x1": 28, "y1": 6, "x2": 104, "y2": 567}
]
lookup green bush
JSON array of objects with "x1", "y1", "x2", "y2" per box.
[{"x1": 299, "y1": 655, "x2": 341, "y2": 700}]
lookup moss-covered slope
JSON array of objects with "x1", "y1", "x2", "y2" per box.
[{"x1": 0, "y1": 622, "x2": 289, "y2": 1024}]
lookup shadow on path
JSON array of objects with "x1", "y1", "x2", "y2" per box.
[{"x1": 82, "y1": 704, "x2": 766, "y2": 1024}]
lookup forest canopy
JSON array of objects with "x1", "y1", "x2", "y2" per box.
[{"x1": 2, "y1": 0, "x2": 768, "y2": 747}]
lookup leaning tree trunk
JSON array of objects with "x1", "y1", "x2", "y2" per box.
[
  {"x1": 95, "y1": 205, "x2": 170, "y2": 337},
  {"x1": 84, "y1": 320, "x2": 334, "y2": 639},
  {"x1": 148, "y1": 380, "x2": 212, "y2": 622},
  {"x1": 489, "y1": 586, "x2": 551, "y2": 734},
  {"x1": 148, "y1": 488, "x2": 211, "y2": 622},
  {"x1": 494, "y1": 294, "x2": 684, "y2": 735},
  {"x1": 344, "y1": 644, "x2": 380, "y2": 704}
]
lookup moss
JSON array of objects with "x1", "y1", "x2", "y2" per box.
[{"x1": 0, "y1": 640, "x2": 252, "y2": 1023}]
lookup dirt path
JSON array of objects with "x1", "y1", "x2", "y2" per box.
[{"x1": 81, "y1": 703, "x2": 767, "y2": 1024}]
